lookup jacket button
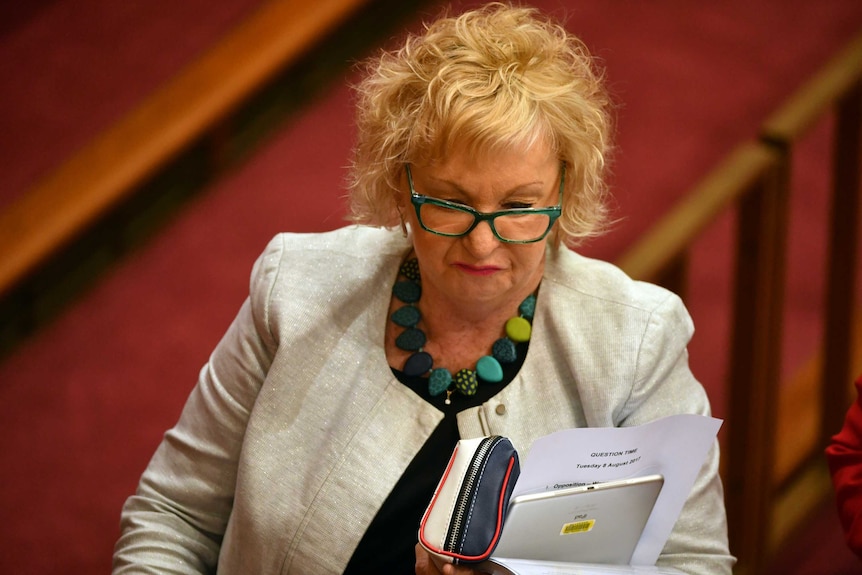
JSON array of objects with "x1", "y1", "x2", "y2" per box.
[{"x1": 495, "y1": 404, "x2": 507, "y2": 416}]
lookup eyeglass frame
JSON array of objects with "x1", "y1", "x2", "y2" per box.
[{"x1": 405, "y1": 162, "x2": 566, "y2": 244}]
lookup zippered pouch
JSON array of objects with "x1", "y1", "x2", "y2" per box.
[{"x1": 418, "y1": 435, "x2": 520, "y2": 565}]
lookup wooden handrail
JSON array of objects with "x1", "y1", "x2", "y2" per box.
[
  {"x1": 0, "y1": 0, "x2": 368, "y2": 298},
  {"x1": 615, "y1": 142, "x2": 779, "y2": 281},
  {"x1": 762, "y1": 32, "x2": 862, "y2": 142}
]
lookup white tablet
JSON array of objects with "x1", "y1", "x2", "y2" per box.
[{"x1": 492, "y1": 474, "x2": 665, "y2": 564}]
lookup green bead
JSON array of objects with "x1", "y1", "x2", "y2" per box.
[
  {"x1": 505, "y1": 316, "x2": 532, "y2": 343},
  {"x1": 454, "y1": 369, "x2": 478, "y2": 396},
  {"x1": 428, "y1": 368, "x2": 452, "y2": 396},
  {"x1": 476, "y1": 356, "x2": 503, "y2": 382}
]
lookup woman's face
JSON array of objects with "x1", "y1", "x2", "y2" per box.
[{"x1": 403, "y1": 141, "x2": 561, "y2": 311}]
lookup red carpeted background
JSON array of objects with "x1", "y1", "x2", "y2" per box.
[{"x1": 1, "y1": 1, "x2": 861, "y2": 573}]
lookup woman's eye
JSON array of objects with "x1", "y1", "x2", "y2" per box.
[{"x1": 504, "y1": 202, "x2": 533, "y2": 210}]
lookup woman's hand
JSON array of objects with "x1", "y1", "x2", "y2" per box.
[{"x1": 414, "y1": 544, "x2": 486, "y2": 575}]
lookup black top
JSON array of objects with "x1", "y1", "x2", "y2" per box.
[{"x1": 343, "y1": 347, "x2": 526, "y2": 574}]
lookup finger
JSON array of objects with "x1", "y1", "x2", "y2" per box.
[
  {"x1": 442, "y1": 563, "x2": 481, "y2": 575},
  {"x1": 414, "y1": 543, "x2": 442, "y2": 574}
]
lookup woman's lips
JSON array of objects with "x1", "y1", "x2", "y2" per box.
[{"x1": 454, "y1": 263, "x2": 501, "y2": 276}]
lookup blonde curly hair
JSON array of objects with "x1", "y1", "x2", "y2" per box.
[{"x1": 347, "y1": 2, "x2": 613, "y2": 246}]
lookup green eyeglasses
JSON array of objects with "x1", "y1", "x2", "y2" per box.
[{"x1": 406, "y1": 163, "x2": 565, "y2": 244}]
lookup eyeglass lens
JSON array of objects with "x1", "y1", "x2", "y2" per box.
[{"x1": 417, "y1": 203, "x2": 552, "y2": 242}]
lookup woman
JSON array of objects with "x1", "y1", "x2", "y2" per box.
[{"x1": 112, "y1": 3, "x2": 734, "y2": 574}]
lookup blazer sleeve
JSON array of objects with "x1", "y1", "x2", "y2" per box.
[
  {"x1": 826, "y1": 376, "x2": 862, "y2": 559},
  {"x1": 112, "y1": 236, "x2": 283, "y2": 574},
  {"x1": 624, "y1": 291, "x2": 735, "y2": 575}
]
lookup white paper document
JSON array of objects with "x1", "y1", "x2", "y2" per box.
[{"x1": 503, "y1": 414, "x2": 722, "y2": 566}]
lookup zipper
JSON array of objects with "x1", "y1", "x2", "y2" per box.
[{"x1": 444, "y1": 436, "x2": 500, "y2": 553}]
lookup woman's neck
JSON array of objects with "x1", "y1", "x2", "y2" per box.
[
  {"x1": 385, "y1": 254, "x2": 542, "y2": 376},
  {"x1": 405, "y1": 285, "x2": 538, "y2": 375}
]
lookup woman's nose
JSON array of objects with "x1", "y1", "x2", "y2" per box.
[{"x1": 462, "y1": 219, "x2": 500, "y2": 256}]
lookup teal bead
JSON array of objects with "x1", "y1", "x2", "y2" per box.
[
  {"x1": 476, "y1": 356, "x2": 503, "y2": 382},
  {"x1": 400, "y1": 258, "x2": 421, "y2": 282},
  {"x1": 391, "y1": 305, "x2": 420, "y2": 327},
  {"x1": 519, "y1": 294, "x2": 537, "y2": 320},
  {"x1": 428, "y1": 368, "x2": 452, "y2": 396},
  {"x1": 392, "y1": 280, "x2": 421, "y2": 303},
  {"x1": 492, "y1": 338, "x2": 517, "y2": 363},
  {"x1": 395, "y1": 327, "x2": 426, "y2": 351},
  {"x1": 454, "y1": 369, "x2": 478, "y2": 396}
]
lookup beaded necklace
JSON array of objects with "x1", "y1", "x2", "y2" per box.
[{"x1": 391, "y1": 258, "x2": 536, "y2": 404}]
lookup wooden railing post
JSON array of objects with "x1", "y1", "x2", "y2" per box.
[
  {"x1": 724, "y1": 153, "x2": 790, "y2": 575},
  {"x1": 655, "y1": 254, "x2": 689, "y2": 300},
  {"x1": 821, "y1": 81, "x2": 862, "y2": 445}
]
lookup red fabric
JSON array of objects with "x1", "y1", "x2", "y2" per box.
[{"x1": 826, "y1": 375, "x2": 862, "y2": 559}]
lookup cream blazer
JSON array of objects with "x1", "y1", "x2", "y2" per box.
[{"x1": 113, "y1": 226, "x2": 733, "y2": 574}]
